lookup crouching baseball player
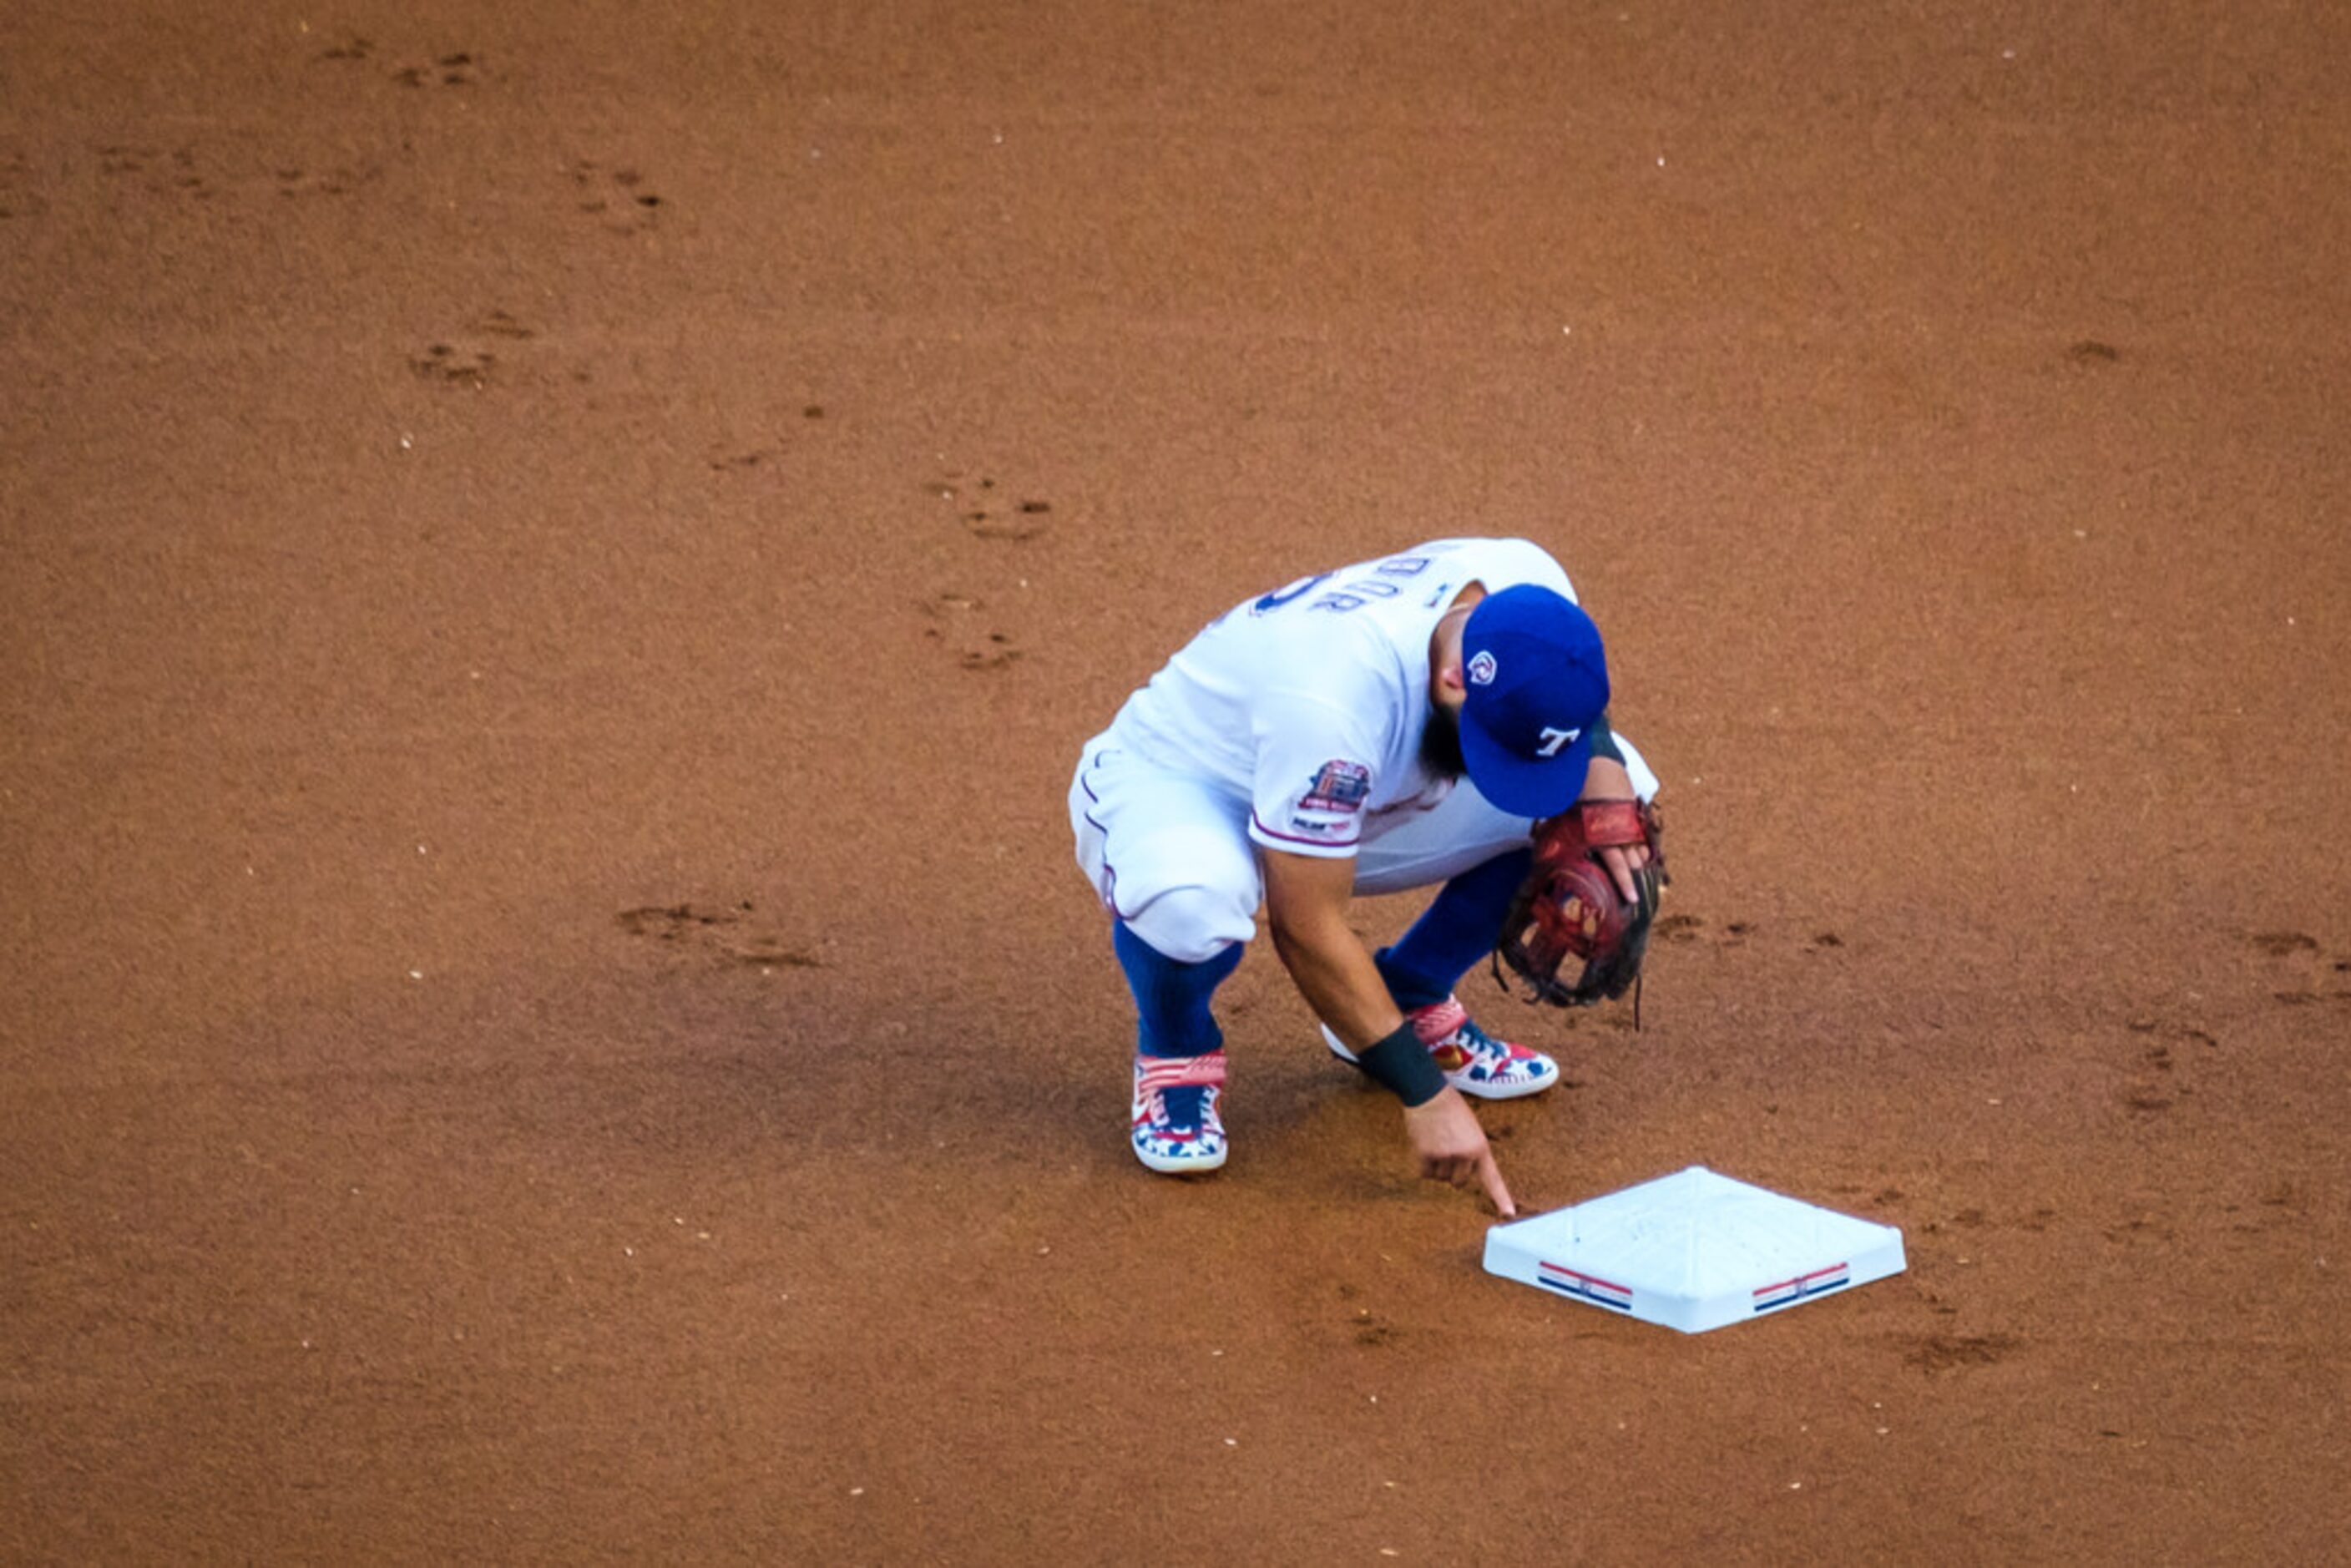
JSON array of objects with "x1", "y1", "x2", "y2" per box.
[{"x1": 1069, "y1": 538, "x2": 1661, "y2": 1215}]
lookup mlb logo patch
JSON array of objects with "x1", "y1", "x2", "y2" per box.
[{"x1": 1301, "y1": 760, "x2": 1371, "y2": 813}]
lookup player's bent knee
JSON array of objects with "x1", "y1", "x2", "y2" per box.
[{"x1": 1124, "y1": 883, "x2": 1256, "y2": 964}]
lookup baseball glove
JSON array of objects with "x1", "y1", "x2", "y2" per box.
[{"x1": 1494, "y1": 799, "x2": 1666, "y2": 1014}]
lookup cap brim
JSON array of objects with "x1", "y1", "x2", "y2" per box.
[{"x1": 1458, "y1": 717, "x2": 1595, "y2": 821}]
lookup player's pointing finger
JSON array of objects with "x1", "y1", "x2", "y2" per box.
[{"x1": 1481, "y1": 1151, "x2": 1516, "y2": 1219}]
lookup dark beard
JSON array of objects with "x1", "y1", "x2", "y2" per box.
[{"x1": 1419, "y1": 702, "x2": 1466, "y2": 781}]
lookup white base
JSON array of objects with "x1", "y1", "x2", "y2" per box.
[{"x1": 1483, "y1": 1166, "x2": 1906, "y2": 1333}]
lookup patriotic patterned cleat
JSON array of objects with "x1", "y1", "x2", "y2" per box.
[
  {"x1": 1131, "y1": 1050, "x2": 1229, "y2": 1174},
  {"x1": 1322, "y1": 996, "x2": 1559, "y2": 1101}
]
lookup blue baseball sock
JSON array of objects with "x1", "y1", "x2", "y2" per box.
[
  {"x1": 1375, "y1": 847, "x2": 1534, "y2": 1010},
  {"x1": 1113, "y1": 921, "x2": 1245, "y2": 1060}
]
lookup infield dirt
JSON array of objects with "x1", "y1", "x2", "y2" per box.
[{"x1": 4, "y1": 3, "x2": 2348, "y2": 1561}]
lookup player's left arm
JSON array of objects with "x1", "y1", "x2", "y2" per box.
[{"x1": 1577, "y1": 713, "x2": 1652, "y2": 903}]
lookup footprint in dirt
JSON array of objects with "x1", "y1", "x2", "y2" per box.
[
  {"x1": 92, "y1": 144, "x2": 215, "y2": 200},
  {"x1": 273, "y1": 162, "x2": 380, "y2": 200},
  {"x1": 2237, "y1": 931, "x2": 2348, "y2": 1005},
  {"x1": 407, "y1": 311, "x2": 537, "y2": 388},
  {"x1": 919, "y1": 593, "x2": 1023, "y2": 672},
  {"x1": 569, "y1": 159, "x2": 665, "y2": 234},
  {"x1": 615, "y1": 903, "x2": 822, "y2": 970},
  {"x1": 473, "y1": 309, "x2": 535, "y2": 341},
  {"x1": 410, "y1": 342, "x2": 497, "y2": 389},
  {"x1": 1647, "y1": 914, "x2": 1758, "y2": 950},
  {"x1": 926, "y1": 476, "x2": 1054, "y2": 541},
  {"x1": 94, "y1": 143, "x2": 159, "y2": 177},
  {"x1": 958, "y1": 633, "x2": 1022, "y2": 671},
  {"x1": 2247, "y1": 930, "x2": 2318, "y2": 957},
  {"x1": 1904, "y1": 1333, "x2": 2020, "y2": 1373},
  {"x1": 708, "y1": 406, "x2": 827, "y2": 470},
  {"x1": 708, "y1": 450, "x2": 771, "y2": 472},
  {"x1": 392, "y1": 51, "x2": 483, "y2": 89},
  {"x1": 1654, "y1": 913, "x2": 1703, "y2": 944},
  {"x1": 968, "y1": 498, "x2": 1053, "y2": 541},
  {"x1": 314, "y1": 34, "x2": 481, "y2": 89}
]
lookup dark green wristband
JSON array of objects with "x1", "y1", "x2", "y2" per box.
[
  {"x1": 1356, "y1": 1023, "x2": 1448, "y2": 1108},
  {"x1": 1587, "y1": 709, "x2": 1624, "y2": 765}
]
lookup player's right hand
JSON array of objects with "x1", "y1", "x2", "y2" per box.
[{"x1": 1401, "y1": 1089, "x2": 1516, "y2": 1218}]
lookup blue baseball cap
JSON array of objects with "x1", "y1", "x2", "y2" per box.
[{"x1": 1455, "y1": 584, "x2": 1611, "y2": 818}]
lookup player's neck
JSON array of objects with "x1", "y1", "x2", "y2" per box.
[{"x1": 1428, "y1": 584, "x2": 1486, "y2": 701}]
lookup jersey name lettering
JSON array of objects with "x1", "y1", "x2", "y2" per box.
[{"x1": 1307, "y1": 554, "x2": 1433, "y2": 613}]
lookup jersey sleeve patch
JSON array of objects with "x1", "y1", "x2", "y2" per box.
[
  {"x1": 1299, "y1": 760, "x2": 1371, "y2": 814},
  {"x1": 1251, "y1": 757, "x2": 1373, "y2": 854}
]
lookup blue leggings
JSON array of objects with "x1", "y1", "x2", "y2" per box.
[
  {"x1": 1114, "y1": 847, "x2": 1532, "y2": 1055},
  {"x1": 1375, "y1": 846, "x2": 1532, "y2": 1009}
]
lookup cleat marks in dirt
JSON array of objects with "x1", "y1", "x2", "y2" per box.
[
  {"x1": 475, "y1": 309, "x2": 535, "y2": 340},
  {"x1": 708, "y1": 448, "x2": 778, "y2": 472},
  {"x1": 616, "y1": 903, "x2": 822, "y2": 970},
  {"x1": 392, "y1": 51, "x2": 483, "y2": 89},
  {"x1": 2247, "y1": 930, "x2": 2318, "y2": 957},
  {"x1": 570, "y1": 160, "x2": 665, "y2": 234},
  {"x1": 83, "y1": 138, "x2": 382, "y2": 208},
  {"x1": 314, "y1": 33, "x2": 486, "y2": 90},
  {"x1": 929, "y1": 473, "x2": 1054, "y2": 542},
  {"x1": 920, "y1": 592, "x2": 1023, "y2": 673},
  {"x1": 407, "y1": 311, "x2": 541, "y2": 390},
  {"x1": 1905, "y1": 1333, "x2": 2021, "y2": 1373},
  {"x1": 410, "y1": 341, "x2": 496, "y2": 389},
  {"x1": 91, "y1": 143, "x2": 218, "y2": 201},
  {"x1": 1654, "y1": 913, "x2": 1703, "y2": 944},
  {"x1": 272, "y1": 163, "x2": 380, "y2": 199},
  {"x1": 916, "y1": 476, "x2": 1050, "y2": 670}
]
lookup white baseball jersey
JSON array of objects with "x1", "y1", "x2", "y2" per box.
[{"x1": 1102, "y1": 538, "x2": 1578, "y2": 861}]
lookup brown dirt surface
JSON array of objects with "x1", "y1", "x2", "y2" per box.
[{"x1": 5, "y1": 2, "x2": 2348, "y2": 1562}]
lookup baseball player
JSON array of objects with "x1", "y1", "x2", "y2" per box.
[{"x1": 1069, "y1": 538, "x2": 1660, "y2": 1214}]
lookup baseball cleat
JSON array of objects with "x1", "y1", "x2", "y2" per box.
[
  {"x1": 1322, "y1": 997, "x2": 1559, "y2": 1100},
  {"x1": 1131, "y1": 1050, "x2": 1230, "y2": 1173}
]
